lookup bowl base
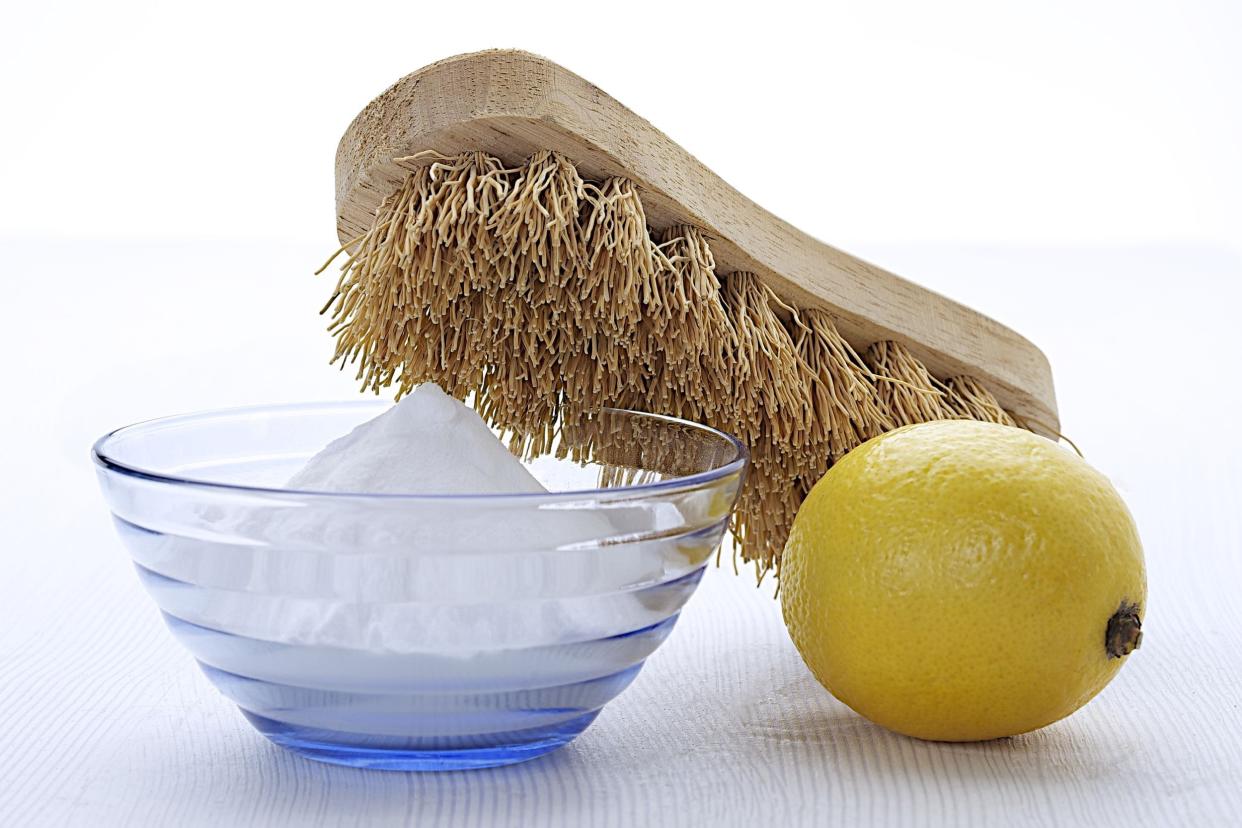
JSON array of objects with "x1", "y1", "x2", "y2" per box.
[{"x1": 241, "y1": 709, "x2": 599, "y2": 771}]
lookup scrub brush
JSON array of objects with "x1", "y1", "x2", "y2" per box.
[{"x1": 319, "y1": 50, "x2": 1059, "y2": 577}]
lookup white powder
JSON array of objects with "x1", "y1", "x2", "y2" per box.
[
  {"x1": 153, "y1": 385, "x2": 684, "y2": 659},
  {"x1": 287, "y1": 382, "x2": 546, "y2": 496},
  {"x1": 175, "y1": 382, "x2": 669, "y2": 654}
]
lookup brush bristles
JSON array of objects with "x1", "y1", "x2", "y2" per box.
[
  {"x1": 943, "y1": 375, "x2": 1018, "y2": 426},
  {"x1": 321, "y1": 150, "x2": 1025, "y2": 575}
]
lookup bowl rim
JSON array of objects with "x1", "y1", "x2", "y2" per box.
[{"x1": 91, "y1": 401, "x2": 749, "y2": 502}]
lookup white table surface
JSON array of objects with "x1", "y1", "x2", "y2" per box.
[{"x1": 1, "y1": 239, "x2": 1239, "y2": 826}]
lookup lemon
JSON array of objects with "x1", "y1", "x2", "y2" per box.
[{"x1": 780, "y1": 420, "x2": 1145, "y2": 741}]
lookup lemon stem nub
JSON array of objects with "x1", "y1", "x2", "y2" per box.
[{"x1": 1106, "y1": 602, "x2": 1143, "y2": 659}]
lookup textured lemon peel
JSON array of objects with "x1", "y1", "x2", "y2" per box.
[{"x1": 318, "y1": 150, "x2": 1021, "y2": 576}]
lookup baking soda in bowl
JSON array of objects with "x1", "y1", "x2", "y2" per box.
[
  {"x1": 96, "y1": 398, "x2": 743, "y2": 768},
  {"x1": 154, "y1": 384, "x2": 671, "y2": 654}
]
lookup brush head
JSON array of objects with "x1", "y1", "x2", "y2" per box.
[{"x1": 326, "y1": 50, "x2": 1060, "y2": 574}]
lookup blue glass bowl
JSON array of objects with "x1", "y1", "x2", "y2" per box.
[{"x1": 92, "y1": 403, "x2": 746, "y2": 771}]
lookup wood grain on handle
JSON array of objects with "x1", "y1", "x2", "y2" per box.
[{"x1": 335, "y1": 49, "x2": 1059, "y2": 433}]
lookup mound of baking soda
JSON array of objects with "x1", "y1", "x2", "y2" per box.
[
  {"x1": 287, "y1": 382, "x2": 547, "y2": 496},
  {"x1": 187, "y1": 383, "x2": 665, "y2": 653}
]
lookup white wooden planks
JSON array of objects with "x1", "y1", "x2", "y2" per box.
[{"x1": 1, "y1": 241, "x2": 1239, "y2": 827}]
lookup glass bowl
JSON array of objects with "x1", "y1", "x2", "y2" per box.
[{"x1": 92, "y1": 403, "x2": 747, "y2": 771}]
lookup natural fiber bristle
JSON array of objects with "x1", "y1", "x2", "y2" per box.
[
  {"x1": 944, "y1": 375, "x2": 1018, "y2": 426},
  {"x1": 650, "y1": 225, "x2": 733, "y2": 422},
  {"x1": 320, "y1": 150, "x2": 1034, "y2": 575},
  {"x1": 864, "y1": 340, "x2": 956, "y2": 427}
]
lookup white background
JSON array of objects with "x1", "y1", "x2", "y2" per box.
[
  {"x1": 3, "y1": 0, "x2": 1241, "y2": 247},
  {"x1": 2, "y1": 2, "x2": 1240, "y2": 826}
]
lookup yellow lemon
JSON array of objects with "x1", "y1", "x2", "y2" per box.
[{"x1": 780, "y1": 420, "x2": 1146, "y2": 741}]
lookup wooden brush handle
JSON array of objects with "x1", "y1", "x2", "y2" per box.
[{"x1": 335, "y1": 49, "x2": 1059, "y2": 432}]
